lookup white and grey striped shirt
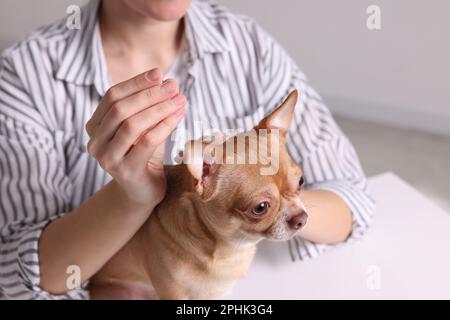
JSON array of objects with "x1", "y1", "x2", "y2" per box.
[{"x1": 0, "y1": 0, "x2": 374, "y2": 299}]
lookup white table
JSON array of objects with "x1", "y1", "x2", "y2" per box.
[{"x1": 229, "y1": 172, "x2": 450, "y2": 299}]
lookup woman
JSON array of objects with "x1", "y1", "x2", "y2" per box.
[{"x1": 0, "y1": 0, "x2": 374, "y2": 299}]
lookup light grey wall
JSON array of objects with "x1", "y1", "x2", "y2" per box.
[
  {"x1": 218, "y1": 0, "x2": 450, "y2": 135},
  {"x1": 0, "y1": 0, "x2": 86, "y2": 49},
  {"x1": 1, "y1": 0, "x2": 449, "y2": 135}
]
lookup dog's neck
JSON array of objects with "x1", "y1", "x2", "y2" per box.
[{"x1": 151, "y1": 164, "x2": 257, "y2": 260}]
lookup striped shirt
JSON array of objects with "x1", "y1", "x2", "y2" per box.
[{"x1": 0, "y1": 0, "x2": 375, "y2": 299}]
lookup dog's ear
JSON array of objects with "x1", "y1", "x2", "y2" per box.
[
  {"x1": 183, "y1": 138, "x2": 222, "y2": 200},
  {"x1": 256, "y1": 90, "x2": 298, "y2": 137}
]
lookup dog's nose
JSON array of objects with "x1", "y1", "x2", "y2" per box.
[{"x1": 288, "y1": 211, "x2": 308, "y2": 230}]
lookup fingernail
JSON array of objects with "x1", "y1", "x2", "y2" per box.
[
  {"x1": 174, "y1": 107, "x2": 185, "y2": 118},
  {"x1": 162, "y1": 80, "x2": 177, "y2": 94},
  {"x1": 145, "y1": 69, "x2": 160, "y2": 81},
  {"x1": 170, "y1": 94, "x2": 186, "y2": 106}
]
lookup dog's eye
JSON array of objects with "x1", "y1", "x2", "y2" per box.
[
  {"x1": 298, "y1": 176, "x2": 305, "y2": 189},
  {"x1": 251, "y1": 202, "x2": 270, "y2": 215}
]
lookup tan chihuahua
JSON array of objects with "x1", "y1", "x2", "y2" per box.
[{"x1": 89, "y1": 90, "x2": 308, "y2": 299}]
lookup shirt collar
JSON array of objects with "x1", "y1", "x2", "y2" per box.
[
  {"x1": 185, "y1": 0, "x2": 230, "y2": 60},
  {"x1": 55, "y1": 0, "x2": 230, "y2": 95}
]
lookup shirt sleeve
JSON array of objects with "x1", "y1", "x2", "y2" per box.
[
  {"x1": 255, "y1": 24, "x2": 376, "y2": 261},
  {"x1": 0, "y1": 50, "x2": 89, "y2": 299}
]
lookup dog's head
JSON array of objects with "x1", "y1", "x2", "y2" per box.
[{"x1": 183, "y1": 91, "x2": 307, "y2": 243}]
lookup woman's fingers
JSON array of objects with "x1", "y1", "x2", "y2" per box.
[
  {"x1": 123, "y1": 105, "x2": 186, "y2": 170},
  {"x1": 94, "y1": 79, "x2": 180, "y2": 144},
  {"x1": 109, "y1": 68, "x2": 163, "y2": 101},
  {"x1": 85, "y1": 67, "x2": 187, "y2": 176},
  {"x1": 85, "y1": 68, "x2": 162, "y2": 136},
  {"x1": 104, "y1": 94, "x2": 187, "y2": 162}
]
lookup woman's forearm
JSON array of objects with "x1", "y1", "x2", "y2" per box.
[
  {"x1": 298, "y1": 189, "x2": 353, "y2": 244},
  {"x1": 38, "y1": 180, "x2": 155, "y2": 294},
  {"x1": 38, "y1": 69, "x2": 186, "y2": 295}
]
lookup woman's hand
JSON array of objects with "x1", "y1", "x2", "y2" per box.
[{"x1": 85, "y1": 68, "x2": 186, "y2": 209}]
